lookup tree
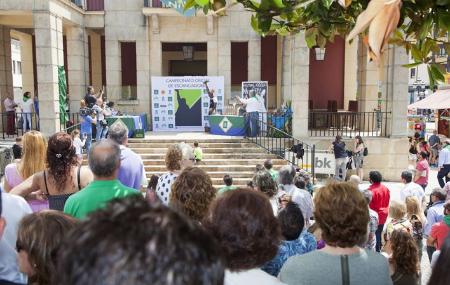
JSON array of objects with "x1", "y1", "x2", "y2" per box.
[{"x1": 186, "y1": 0, "x2": 450, "y2": 86}]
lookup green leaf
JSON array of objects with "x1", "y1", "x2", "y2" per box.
[
  {"x1": 403, "y1": 62, "x2": 422, "y2": 68},
  {"x1": 321, "y1": 0, "x2": 334, "y2": 9},
  {"x1": 194, "y1": 0, "x2": 209, "y2": 6},
  {"x1": 184, "y1": 0, "x2": 197, "y2": 11},
  {"x1": 271, "y1": 0, "x2": 285, "y2": 9},
  {"x1": 430, "y1": 64, "x2": 445, "y2": 83},
  {"x1": 439, "y1": 13, "x2": 450, "y2": 31},
  {"x1": 305, "y1": 28, "x2": 319, "y2": 48},
  {"x1": 411, "y1": 45, "x2": 423, "y2": 61},
  {"x1": 418, "y1": 16, "x2": 432, "y2": 40}
]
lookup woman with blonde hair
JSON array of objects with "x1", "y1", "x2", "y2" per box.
[
  {"x1": 11, "y1": 132, "x2": 93, "y2": 211},
  {"x1": 405, "y1": 196, "x2": 426, "y2": 260},
  {"x1": 4, "y1": 131, "x2": 47, "y2": 211},
  {"x1": 383, "y1": 201, "x2": 412, "y2": 254}
]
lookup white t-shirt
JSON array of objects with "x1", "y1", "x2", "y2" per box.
[
  {"x1": 73, "y1": 137, "x2": 86, "y2": 155},
  {"x1": 0, "y1": 192, "x2": 33, "y2": 284},
  {"x1": 241, "y1": 97, "x2": 261, "y2": 113},
  {"x1": 225, "y1": 269, "x2": 286, "y2": 285},
  {"x1": 400, "y1": 182, "x2": 425, "y2": 202},
  {"x1": 281, "y1": 184, "x2": 314, "y2": 222},
  {"x1": 20, "y1": 98, "x2": 34, "y2": 113}
]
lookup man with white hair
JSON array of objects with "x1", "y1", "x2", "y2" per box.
[
  {"x1": 278, "y1": 165, "x2": 313, "y2": 225},
  {"x1": 108, "y1": 122, "x2": 145, "y2": 191}
]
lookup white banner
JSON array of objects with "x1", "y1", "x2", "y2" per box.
[{"x1": 151, "y1": 76, "x2": 224, "y2": 132}]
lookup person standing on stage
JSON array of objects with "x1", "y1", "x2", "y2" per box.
[
  {"x1": 204, "y1": 81, "x2": 217, "y2": 115},
  {"x1": 4, "y1": 93, "x2": 18, "y2": 135},
  {"x1": 237, "y1": 90, "x2": 261, "y2": 137}
]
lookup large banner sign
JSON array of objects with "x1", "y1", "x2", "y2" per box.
[
  {"x1": 151, "y1": 76, "x2": 224, "y2": 132},
  {"x1": 242, "y1": 81, "x2": 268, "y2": 110}
]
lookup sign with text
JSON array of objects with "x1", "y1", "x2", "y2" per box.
[
  {"x1": 284, "y1": 150, "x2": 335, "y2": 175},
  {"x1": 151, "y1": 76, "x2": 224, "y2": 132}
]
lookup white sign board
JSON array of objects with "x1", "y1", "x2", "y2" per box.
[
  {"x1": 151, "y1": 76, "x2": 224, "y2": 132},
  {"x1": 285, "y1": 150, "x2": 335, "y2": 175}
]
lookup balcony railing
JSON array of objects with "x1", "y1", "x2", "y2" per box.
[
  {"x1": 144, "y1": 0, "x2": 165, "y2": 8},
  {"x1": 309, "y1": 111, "x2": 391, "y2": 138},
  {"x1": 71, "y1": 0, "x2": 104, "y2": 11}
]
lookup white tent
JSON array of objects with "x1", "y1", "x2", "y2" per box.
[{"x1": 408, "y1": 89, "x2": 450, "y2": 110}]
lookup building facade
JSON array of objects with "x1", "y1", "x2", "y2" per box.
[{"x1": 0, "y1": 0, "x2": 411, "y2": 180}]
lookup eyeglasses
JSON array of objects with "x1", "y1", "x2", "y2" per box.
[{"x1": 16, "y1": 241, "x2": 24, "y2": 252}]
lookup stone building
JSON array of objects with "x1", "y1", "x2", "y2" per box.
[{"x1": 0, "y1": 0, "x2": 409, "y2": 180}]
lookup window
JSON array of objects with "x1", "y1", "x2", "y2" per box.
[
  {"x1": 17, "y1": 61, "x2": 22, "y2": 74},
  {"x1": 410, "y1": 68, "x2": 416, "y2": 79},
  {"x1": 12, "y1": 60, "x2": 16, "y2": 74},
  {"x1": 438, "y1": 45, "x2": 446, "y2": 57},
  {"x1": 231, "y1": 42, "x2": 248, "y2": 100},
  {"x1": 120, "y1": 42, "x2": 137, "y2": 100}
]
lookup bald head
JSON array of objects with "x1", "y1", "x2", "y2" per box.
[{"x1": 88, "y1": 140, "x2": 121, "y2": 178}]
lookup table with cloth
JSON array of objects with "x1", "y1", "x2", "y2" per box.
[
  {"x1": 106, "y1": 114, "x2": 148, "y2": 138},
  {"x1": 208, "y1": 115, "x2": 246, "y2": 136}
]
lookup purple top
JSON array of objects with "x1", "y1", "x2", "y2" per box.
[
  {"x1": 117, "y1": 146, "x2": 144, "y2": 190},
  {"x1": 4, "y1": 163, "x2": 48, "y2": 212}
]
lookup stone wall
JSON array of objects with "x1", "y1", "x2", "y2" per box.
[{"x1": 305, "y1": 137, "x2": 409, "y2": 182}]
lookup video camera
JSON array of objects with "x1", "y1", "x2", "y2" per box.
[{"x1": 79, "y1": 107, "x2": 95, "y2": 117}]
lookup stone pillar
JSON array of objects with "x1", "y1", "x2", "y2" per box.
[
  {"x1": 136, "y1": 36, "x2": 150, "y2": 116},
  {"x1": 387, "y1": 45, "x2": 409, "y2": 137},
  {"x1": 18, "y1": 32, "x2": 35, "y2": 96},
  {"x1": 290, "y1": 33, "x2": 310, "y2": 138},
  {"x1": 217, "y1": 39, "x2": 231, "y2": 102},
  {"x1": 344, "y1": 39, "x2": 358, "y2": 110},
  {"x1": 0, "y1": 25, "x2": 13, "y2": 108},
  {"x1": 66, "y1": 25, "x2": 89, "y2": 112},
  {"x1": 105, "y1": 39, "x2": 121, "y2": 102},
  {"x1": 357, "y1": 39, "x2": 379, "y2": 113},
  {"x1": 34, "y1": 12, "x2": 64, "y2": 136},
  {"x1": 248, "y1": 39, "x2": 261, "y2": 81}
]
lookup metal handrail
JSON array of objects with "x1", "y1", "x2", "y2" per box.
[
  {"x1": 309, "y1": 110, "x2": 391, "y2": 137},
  {"x1": 245, "y1": 113, "x2": 316, "y2": 179}
]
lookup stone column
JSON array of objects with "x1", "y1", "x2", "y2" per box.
[
  {"x1": 248, "y1": 39, "x2": 261, "y2": 81},
  {"x1": 66, "y1": 25, "x2": 89, "y2": 112},
  {"x1": 290, "y1": 33, "x2": 310, "y2": 138},
  {"x1": 34, "y1": 12, "x2": 64, "y2": 136},
  {"x1": 387, "y1": 45, "x2": 409, "y2": 137},
  {"x1": 343, "y1": 39, "x2": 358, "y2": 110},
  {"x1": 217, "y1": 39, "x2": 231, "y2": 102},
  {"x1": 0, "y1": 25, "x2": 13, "y2": 107}
]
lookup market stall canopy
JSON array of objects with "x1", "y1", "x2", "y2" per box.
[{"x1": 408, "y1": 89, "x2": 450, "y2": 110}]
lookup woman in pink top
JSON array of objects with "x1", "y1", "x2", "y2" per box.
[
  {"x1": 4, "y1": 131, "x2": 48, "y2": 212},
  {"x1": 414, "y1": 151, "x2": 429, "y2": 191}
]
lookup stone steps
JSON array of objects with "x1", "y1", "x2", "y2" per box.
[
  {"x1": 132, "y1": 147, "x2": 268, "y2": 154},
  {"x1": 141, "y1": 159, "x2": 286, "y2": 166},
  {"x1": 128, "y1": 142, "x2": 256, "y2": 148}
]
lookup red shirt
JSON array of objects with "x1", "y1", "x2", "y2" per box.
[
  {"x1": 369, "y1": 183, "x2": 390, "y2": 225},
  {"x1": 430, "y1": 222, "x2": 450, "y2": 250},
  {"x1": 415, "y1": 159, "x2": 429, "y2": 186}
]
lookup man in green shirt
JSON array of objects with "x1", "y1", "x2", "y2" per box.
[
  {"x1": 218, "y1": 174, "x2": 237, "y2": 195},
  {"x1": 264, "y1": 159, "x2": 278, "y2": 183},
  {"x1": 64, "y1": 140, "x2": 138, "y2": 219}
]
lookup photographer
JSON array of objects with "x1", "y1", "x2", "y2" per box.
[
  {"x1": 93, "y1": 98, "x2": 111, "y2": 141},
  {"x1": 79, "y1": 100, "x2": 96, "y2": 155}
]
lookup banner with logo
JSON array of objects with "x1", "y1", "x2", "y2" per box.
[
  {"x1": 242, "y1": 81, "x2": 268, "y2": 110},
  {"x1": 151, "y1": 76, "x2": 224, "y2": 132}
]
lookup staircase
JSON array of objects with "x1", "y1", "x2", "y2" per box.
[{"x1": 127, "y1": 137, "x2": 287, "y2": 188}]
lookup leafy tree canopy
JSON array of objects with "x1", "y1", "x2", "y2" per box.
[{"x1": 185, "y1": 0, "x2": 450, "y2": 86}]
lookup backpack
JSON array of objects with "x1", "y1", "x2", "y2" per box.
[
  {"x1": 363, "y1": 146, "x2": 368, "y2": 156},
  {"x1": 410, "y1": 214, "x2": 423, "y2": 240}
]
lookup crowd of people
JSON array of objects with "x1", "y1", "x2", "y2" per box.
[{"x1": 1, "y1": 127, "x2": 450, "y2": 285}]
